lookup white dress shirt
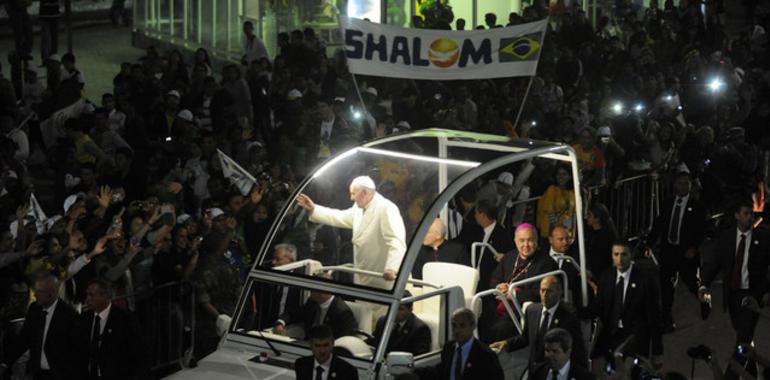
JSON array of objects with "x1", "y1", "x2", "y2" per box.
[
  {"x1": 320, "y1": 117, "x2": 334, "y2": 138},
  {"x1": 317, "y1": 296, "x2": 335, "y2": 325},
  {"x1": 93, "y1": 303, "x2": 112, "y2": 339},
  {"x1": 313, "y1": 355, "x2": 333, "y2": 380},
  {"x1": 540, "y1": 302, "x2": 559, "y2": 330},
  {"x1": 735, "y1": 228, "x2": 752, "y2": 290},
  {"x1": 615, "y1": 263, "x2": 633, "y2": 301},
  {"x1": 668, "y1": 194, "x2": 689, "y2": 245},
  {"x1": 278, "y1": 287, "x2": 289, "y2": 316},
  {"x1": 40, "y1": 300, "x2": 59, "y2": 370},
  {"x1": 548, "y1": 247, "x2": 566, "y2": 269},
  {"x1": 615, "y1": 263, "x2": 633, "y2": 328},
  {"x1": 548, "y1": 360, "x2": 571, "y2": 380},
  {"x1": 90, "y1": 303, "x2": 111, "y2": 376},
  {"x1": 482, "y1": 221, "x2": 496, "y2": 245}
]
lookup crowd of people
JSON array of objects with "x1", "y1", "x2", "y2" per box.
[{"x1": 0, "y1": 0, "x2": 770, "y2": 378}]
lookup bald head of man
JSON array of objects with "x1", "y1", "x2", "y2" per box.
[
  {"x1": 423, "y1": 218, "x2": 446, "y2": 248},
  {"x1": 548, "y1": 225, "x2": 571, "y2": 254}
]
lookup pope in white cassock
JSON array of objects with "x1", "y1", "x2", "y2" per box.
[{"x1": 296, "y1": 176, "x2": 406, "y2": 289}]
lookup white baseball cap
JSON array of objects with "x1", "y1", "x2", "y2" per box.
[
  {"x1": 497, "y1": 172, "x2": 514, "y2": 186},
  {"x1": 207, "y1": 207, "x2": 225, "y2": 219},
  {"x1": 177, "y1": 109, "x2": 195, "y2": 122},
  {"x1": 63, "y1": 193, "x2": 85, "y2": 214},
  {"x1": 287, "y1": 89, "x2": 303, "y2": 100},
  {"x1": 166, "y1": 90, "x2": 181, "y2": 98}
]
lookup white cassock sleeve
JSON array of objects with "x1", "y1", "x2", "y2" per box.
[
  {"x1": 309, "y1": 205, "x2": 356, "y2": 230},
  {"x1": 380, "y1": 202, "x2": 407, "y2": 272}
]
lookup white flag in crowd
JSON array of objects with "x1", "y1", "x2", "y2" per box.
[
  {"x1": 28, "y1": 193, "x2": 48, "y2": 222},
  {"x1": 217, "y1": 149, "x2": 256, "y2": 196},
  {"x1": 339, "y1": 16, "x2": 548, "y2": 80},
  {"x1": 10, "y1": 193, "x2": 49, "y2": 238}
]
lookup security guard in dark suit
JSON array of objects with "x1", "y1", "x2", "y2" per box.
[
  {"x1": 591, "y1": 242, "x2": 663, "y2": 376},
  {"x1": 700, "y1": 199, "x2": 770, "y2": 379},
  {"x1": 647, "y1": 171, "x2": 706, "y2": 331},
  {"x1": 368, "y1": 291, "x2": 431, "y2": 356}
]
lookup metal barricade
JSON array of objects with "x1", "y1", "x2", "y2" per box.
[
  {"x1": 587, "y1": 174, "x2": 660, "y2": 239},
  {"x1": 502, "y1": 173, "x2": 660, "y2": 240},
  {"x1": 112, "y1": 281, "x2": 196, "y2": 374}
]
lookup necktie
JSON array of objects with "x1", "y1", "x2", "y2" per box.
[
  {"x1": 315, "y1": 365, "x2": 324, "y2": 380},
  {"x1": 454, "y1": 346, "x2": 463, "y2": 380},
  {"x1": 609, "y1": 276, "x2": 625, "y2": 333},
  {"x1": 89, "y1": 314, "x2": 101, "y2": 377},
  {"x1": 668, "y1": 197, "x2": 682, "y2": 243},
  {"x1": 549, "y1": 369, "x2": 557, "y2": 380},
  {"x1": 732, "y1": 234, "x2": 747, "y2": 289},
  {"x1": 538, "y1": 310, "x2": 551, "y2": 339}
]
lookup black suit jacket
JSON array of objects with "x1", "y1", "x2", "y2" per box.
[
  {"x1": 256, "y1": 269, "x2": 302, "y2": 328},
  {"x1": 506, "y1": 303, "x2": 588, "y2": 370},
  {"x1": 75, "y1": 305, "x2": 149, "y2": 380},
  {"x1": 279, "y1": 296, "x2": 357, "y2": 339},
  {"x1": 368, "y1": 313, "x2": 431, "y2": 356},
  {"x1": 550, "y1": 249, "x2": 590, "y2": 307},
  {"x1": 593, "y1": 264, "x2": 663, "y2": 357},
  {"x1": 476, "y1": 223, "x2": 515, "y2": 291},
  {"x1": 702, "y1": 226, "x2": 770, "y2": 310},
  {"x1": 648, "y1": 195, "x2": 706, "y2": 254},
  {"x1": 4, "y1": 299, "x2": 77, "y2": 377},
  {"x1": 490, "y1": 250, "x2": 559, "y2": 304},
  {"x1": 529, "y1": 361, "x2": 597, "y2": 380},
  {"x1": 413, "y1": 240, "x2": 470, "y2": 280},
  {"x1": 294, "y1": 354, "x2": 359, "y2": 380},
  {"x1": 419, "y1": 338, "x2": 504, "y2": 380}
]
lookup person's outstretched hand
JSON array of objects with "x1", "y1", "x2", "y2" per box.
[{"x1": 296, "y1": 193, "x2": 315, "y2": 214}]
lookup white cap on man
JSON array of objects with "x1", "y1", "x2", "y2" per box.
[
  {"x1": 63, "y1": 193, "x2": 85, "y2": 214},
  {"x1": 207, "y1": 207, "x2": 225, "y2": 219},
  {"x1": 351, "y1": 176, "x2": 376, "y2": 191},
  {"x1": 177, "y1": 109, "x2": 195, "y2": 122}
]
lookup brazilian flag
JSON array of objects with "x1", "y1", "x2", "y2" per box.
[{"x1": 499, "y1": 33, "x2": 542, "y2": 62}]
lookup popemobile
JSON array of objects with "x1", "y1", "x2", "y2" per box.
[{"x1": 165, "y1": 128, "x2": 589, "y2": 379}]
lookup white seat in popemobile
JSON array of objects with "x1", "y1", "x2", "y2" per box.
[{"x1": 417, "y1": 262, "x2": 479, "y2": 351}]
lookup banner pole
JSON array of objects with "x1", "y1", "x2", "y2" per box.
[
  {"x1": 337, "y1": 14, "x2": 369, "y2": 139},
  {"x1": 512, "y1": 75, "x2": 535, "y2": 132},
  {"x1": 512, "y1": 17, "x2": 549, "y2": 135}
]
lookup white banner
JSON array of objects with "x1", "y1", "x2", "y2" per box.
[
  {"x1": 340, "y1": 16, "x2": 548, "y2": 80},
  {"x1": 217, "y1": 149, "x2": 257, "y2": 196}
]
